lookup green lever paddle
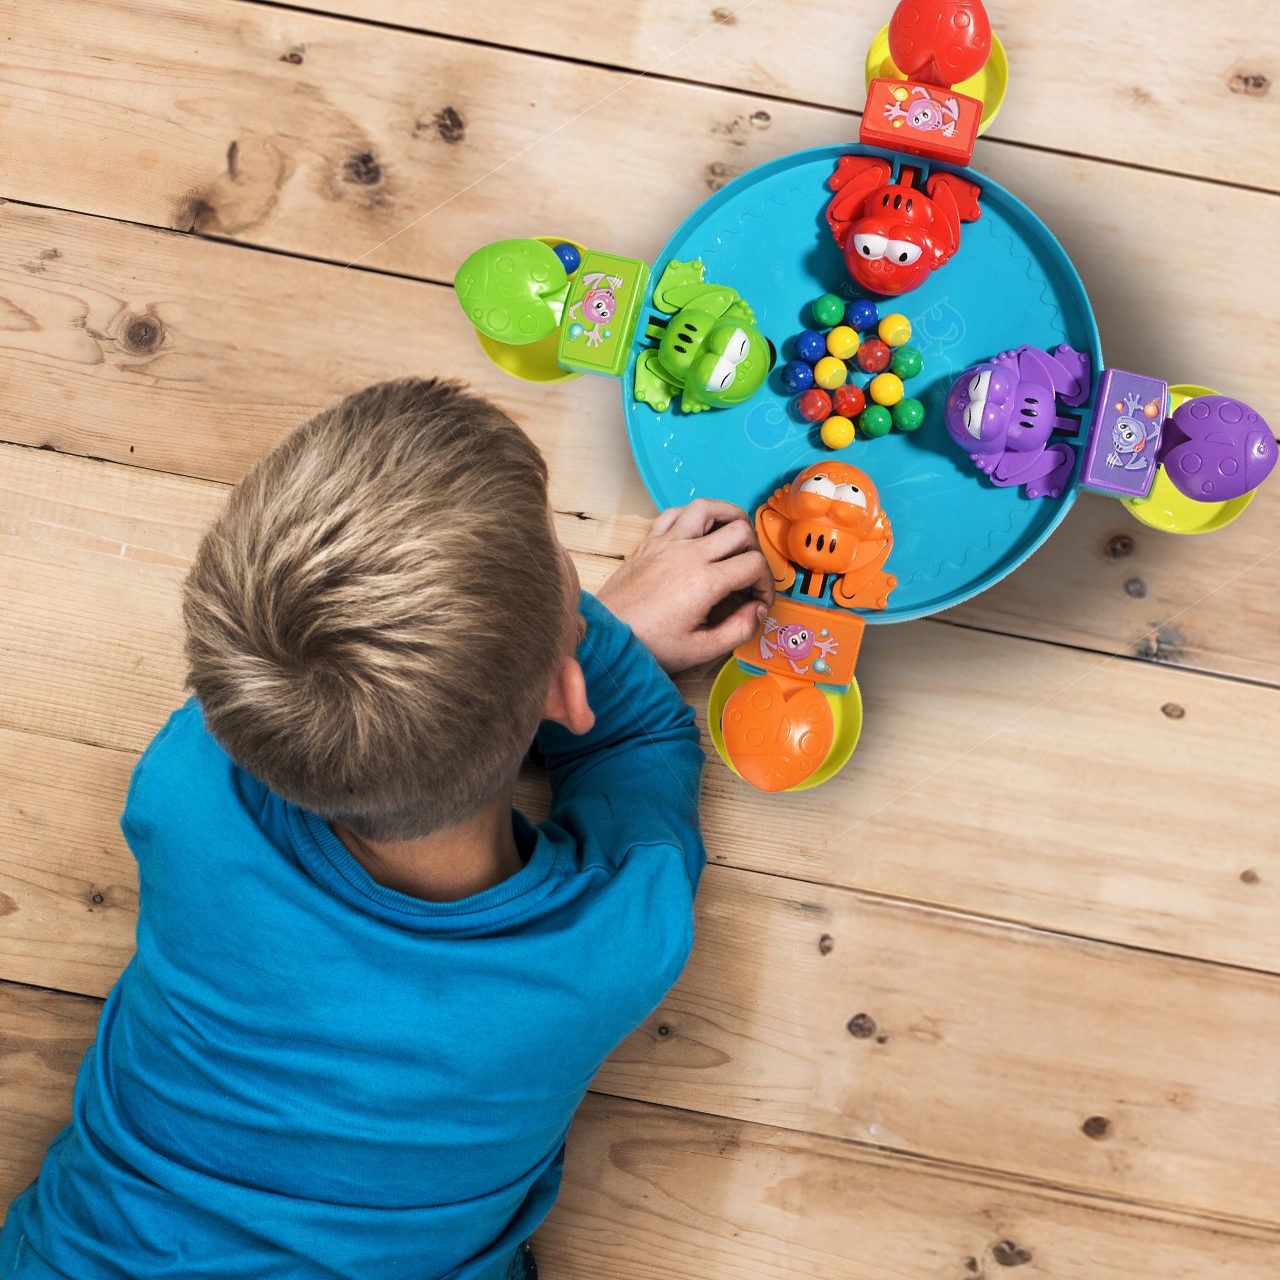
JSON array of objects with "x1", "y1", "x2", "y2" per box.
[{"x1": 454, "y1": 238, "x2": 570, "y2": 346}]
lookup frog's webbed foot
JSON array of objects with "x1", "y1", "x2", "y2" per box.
[
  {"x1": 834, "y1": 570, "x2": 897, "y2": 611},
  {"x1": 652, "y1": 258, "x2": 708, "y2": 312},
  {"x1": 633, "y1": 350, "x2": 679, "y2": 413}
]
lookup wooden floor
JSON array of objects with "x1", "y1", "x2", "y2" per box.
[{"x1": 2, "y1": 2, "x2": 1279, "y2": 1275}]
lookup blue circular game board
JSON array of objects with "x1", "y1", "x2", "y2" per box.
[{"x1": 623, "y1": 144, "x2": 1101, "y2": 623}]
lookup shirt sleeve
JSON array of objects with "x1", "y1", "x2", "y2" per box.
[{"x1": 535, "y1": 590, "x2": 707, "y2": 893}]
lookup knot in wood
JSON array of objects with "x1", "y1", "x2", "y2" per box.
[
  {"x1": 1105, "y1": 533, "x2": 1135, "y2": 558},
  {"x1": 1124, "y1": 577, "x2": 1146, "y2": 598},
  {"x1": 656, "y1": 1024, "x2": 671, "y2": 1037},
  {"x1": 818, "y1": 933, "x2": 834, "y2": 955},
  {"x1": 434, "y1": 107, "x2": 466, "y2": 144},
  {"x1": 1161, "y1": 702, "x2": 1185, "y2": 720},
  {"x1": 122, "y1": 315, "x2": 164, "y2": 355},
  {"x1": 847, "y1": 1012, "x2": 877, "y2": 1039},
  {"x1": 992, "y1": 1240, "x2": 1032, "y2": 1267},
  {"x1": 90, "y1": 893, "x2": 105, "y2": 905},
  {"x1": 1229, "y1": 72, "x2": 1270, "y2": 96},
  {"x1": 1081, "y1": 1114, "x2": 1111, "y2": 1139},
  {"x1": 345, "y1": 152, "x2": 382, "y2": 185}
]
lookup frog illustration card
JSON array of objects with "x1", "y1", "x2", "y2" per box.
[
  {"x1": 557, "y1": 250, "x2": 650, "y2": 379},
  {"x1": 733, "y1": 598, "x2": 865, "y2": 691}
]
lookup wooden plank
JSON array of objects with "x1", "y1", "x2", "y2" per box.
[
  {"x1": 9, "y1": 840, "x2": 1279, "y2": 1224},
  {"x1": 4, "y1": 3, "x2": 1279, "y2": 335},
  {"x1": 3, "y1": 442, "x2": 1279, "y2": 974},
  {"x1": 0, "y1": 441, "x2": 617, "y2": 755},
  {"x1": 969, "y1": 142, "x2": 1280, "y2": 428},
  {"x1": 0, "y1": 731, "x2": 138, "y2": 997},
  {"x1": 0, "y1": 446, "x2": 217, "y2": 753},
  {"x1": 943, "y1": 486, "x2": 1280, "y2": 686},
  {"x1": 8, "y1": 997, "x2": 1278, "y2": 1273},
  {"x1": 598, "y1": 627, "x2": 1280, "y2": 972},
  {"x1": 590, "y1": 864, "x2": 1280, "y2": 1228},
  {"x1": 303, "y1": 0, "x2": 1280, "y2": 192},
  {"x1": 2, "y1": 200, "x2": 1280, "y2": 687},
  {"x1": 537, "y1": 1093, "x2": 1280, "y2": 1279},
  {"x1": 0, "y1": 0, "x2": 847, "y2": 274},
  {"x1": 0, "y1": 981, "x2": 102, "y2": 1222},
  {"x1": 0, "y1": 202, "x2": 641, "y2": 510},
  {"x1": 6, "y1": 740, "x2": 1280, "y2": 1224}
]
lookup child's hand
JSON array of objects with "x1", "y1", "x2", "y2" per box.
[{"x1": 596, "y1": 499, "x2": 774, "y2": 673}]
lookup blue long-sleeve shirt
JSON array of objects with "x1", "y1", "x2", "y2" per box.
[{"x1": 1, "y1": 592, "x2": 706, "y2": 1280}]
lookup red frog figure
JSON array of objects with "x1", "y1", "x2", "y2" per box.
[{"x1": 826, "y1": 155, "x2": 982, "y2": 297}]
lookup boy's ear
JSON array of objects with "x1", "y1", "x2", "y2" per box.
[{"x1": 542, "y1": 654, "x2": 595, "y2": 736}]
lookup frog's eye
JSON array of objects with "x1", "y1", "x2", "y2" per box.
[
  {"x1": 968, "y1": 370, "x2": 992, "y2": 401},
  {"x1": 885, "y1": 239, "x2": 923, "y2": 266},
  {"x1": 722, "y1": 328, "x2": 750, "y2": 363},
  {"x1": 704, "y1": 355, "x2": 737, "y2": 393},
  {"x1": 833, "y1": 483, "x2": 866, "y2": 509},
  {"x1": 853, "y1": 233, "x2": 888, "y2": 260},
  {"x1": 800, "y1": 474, "x2": 836, "y2": 498}
]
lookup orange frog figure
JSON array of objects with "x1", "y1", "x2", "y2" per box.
[{"x1": 756, "y1": 462, "x2": 897, "y2": 610}]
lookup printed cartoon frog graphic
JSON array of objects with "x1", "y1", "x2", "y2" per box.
[
  {"x1": 633, "y1": 259, "x2": 776, "y2": 413},
  {"x1": 1107, "y1": 390, "x2": 1162, "y2": 471},
  {"x1": 885, "y1": 85, "x2": 962, "y2": 137},
  {"x1": 566, "y1": 272, "x2": 623, "y2": 348},
  {"x1": 758, "y1": 617, "x2": 840, "y2": 675}
]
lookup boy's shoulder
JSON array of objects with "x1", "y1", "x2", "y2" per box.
[{"x1": 124, "y1": 697, "x2": 274, "y2": 841}]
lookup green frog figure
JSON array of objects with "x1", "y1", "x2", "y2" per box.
[{"x1": 633, "y1": 259, "x2": 776, "y2": 414}]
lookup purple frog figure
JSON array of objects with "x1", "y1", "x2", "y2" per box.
[
  {"x1": 1160, "y1": 396, "x2": 1276, "y2": 503},
  {"x1": 944, "y1": 343, "x2": 1092, "y2": 499}
]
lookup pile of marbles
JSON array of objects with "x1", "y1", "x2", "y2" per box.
[{"x1": 780, "y1": 294, "x2": 926, "y2": 449}]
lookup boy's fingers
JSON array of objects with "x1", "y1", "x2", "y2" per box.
[
  {"x1": 668, "y1": 498, "x2": 751, "y2": 539},
  {"x1": 695, "y1": 598, "x2": 767, "y2": 661},
  {"x1": 700, "y1": 516, "x2": 758, "y2": 561},
  {"x1": 647, "y1": 505, "x2": 685, "y2": 537},
  {"x1": 715, "y1": 549, "x2": 775, "y2": 604}
]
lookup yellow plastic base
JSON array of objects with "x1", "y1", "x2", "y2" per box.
[
  {"x1": 864, "y1": 27, "x2": 1008, "y2": 136},
  {"x1": 1123, "y1": 386, "x2": 1258, "y2": 535},
  {"x1": 471, "y1": 237, "x2": 588, "y2": 385},
  {"x1": 708, "y1": 660, "x2": 863, "y2": 793}
]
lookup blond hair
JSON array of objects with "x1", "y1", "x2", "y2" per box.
[{"x1": 184, "y1": 378, "x2": 567, "y2": 841}]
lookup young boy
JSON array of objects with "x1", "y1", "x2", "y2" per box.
[{"x1": 1, "y1": 379, "x2": 772, "y2": 1280}]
